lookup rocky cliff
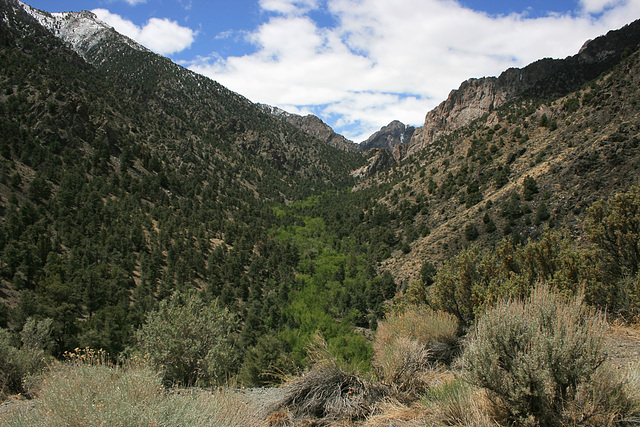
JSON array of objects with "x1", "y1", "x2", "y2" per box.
[
  {"x1": 407, "y1": 19, "x2": 640, "y2": 157},
  {"x1": 360, "y1": 120, "x2": 415, "y2": 160}
]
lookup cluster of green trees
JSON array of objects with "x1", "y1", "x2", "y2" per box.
[{"x1": 408, "y1": 183, "x2": 640, "y2": 326}]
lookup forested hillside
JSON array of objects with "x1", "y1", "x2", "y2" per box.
[{"x1": 0, "y1": 0, "x2": 394, "y2": 380}]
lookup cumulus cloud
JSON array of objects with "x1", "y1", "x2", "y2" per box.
[
  {"x1": 189, "y1": 0, "x2": 639, "y2": 141},
  {"x1": 92, "y1": 9, "x2": 195, "y2": 55}
]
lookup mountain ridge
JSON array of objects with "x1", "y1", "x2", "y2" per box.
[
  {"x1": 406, "y1": 19, "x2": 640, "y2": 158},
  {"x1": 258, "y1": 104, "x2": 360, "y2": 153}
]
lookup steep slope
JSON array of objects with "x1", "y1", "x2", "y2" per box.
[
  {"x1": 407, "y1": 19, "x2": 640, "y2": 158},
  {"x1": 369, "y1": 40, "x2": 640, "y2": 285},
  {"x1": 14, "y1": 0, "x2": 363, "y2": 196},
  {"x1": 259, "y1": 104, "x2": 360, "y2": 153},
  {"x1": 0, "y1": 0, "x2": 366, "y2": 359}
]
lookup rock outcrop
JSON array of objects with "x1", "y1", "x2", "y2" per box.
[
  {"x1": 350, "y1": 148, "x2": 396, "y2": 178},
  {"x1": 407, "y1": 19, "x2": 640, "y2": 157}
]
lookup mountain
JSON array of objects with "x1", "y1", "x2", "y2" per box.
[
  {"x1": 360, "y1": 120, "x2": 415, "y2": 159},
  {"x1": 13, "y1": 1, "x2": 363, "y2": 195},
  {"x1": 258, "y1": 104, "x2": 360, "y2": 153},
  {"x1": 0, "y1": 0, "x2": 371, "y2": 362},
  {"x1": 350, "y1": 148, "x2": 396, "y2": 178},
  {"x1": 406, "y1": 19, "x2": 640, "y2": 159},
  {"x1": 369, "y1": 21, "x2": 640, "y2": 284}
]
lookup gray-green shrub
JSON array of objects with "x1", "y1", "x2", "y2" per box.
[
  {"x1": 462, "y1": 286, "x2": 606, "y2": 425},
  {"x1": 134, "y1": 291, "x2": 239, "y2": 386},
  {"x1": 3, "y1": 351, "x2": 259, "y2": 426}
]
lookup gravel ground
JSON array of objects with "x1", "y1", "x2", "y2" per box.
[{"x1": 239, "y1": 386, "x2": 288, "y2": 417}]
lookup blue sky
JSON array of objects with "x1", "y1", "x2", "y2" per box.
[{"x1": 25, "y1": 0, "x2": 640, "y2": 141}]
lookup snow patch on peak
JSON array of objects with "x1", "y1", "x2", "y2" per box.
[{"x1": 20, "y1": 2, "x2": 148, "y2": 60}]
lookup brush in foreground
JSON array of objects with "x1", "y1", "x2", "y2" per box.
[{"x1": 269, "y1": 361, "x2": 387, "y2": 423}]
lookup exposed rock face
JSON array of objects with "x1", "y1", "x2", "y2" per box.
[
  {"x1": 360, "y1": 120, "x2": 415, "y2": 160},
  {"x1": 350, "y1": 148, "x2": 396, "y2": 178},
  {"x1": 407, "y1": 19, "x2": 640, "y2": 157},
  {"x1": 259, "y1": 105, "x2": 360, "y2": 153}
]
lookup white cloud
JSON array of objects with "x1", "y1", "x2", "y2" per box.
[
  {"x1": 188, "y1": 0, "x2": 640, "y2": 141},
  {"x1": 92, "y1": 9, "x2": 195, "y2": 55},
  {"x1": 123, "y1": 0, "x2": 146, "y2": 5},
  {"x1": 579, "y1": 0, "x2": 625, "y2": 14}
]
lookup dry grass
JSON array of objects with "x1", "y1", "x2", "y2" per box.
[
  {"x1": 268, "y1": 361, "x2": 387, "y2": 424},
  {"x1": 362, "y1": 398, "x2": 433, "y2": 426},
  {"x1": 422, "y1": 376, "x2": 497, "y2": 426},
  {"x1": 374, "y1": 305, "x2": 459, "y2": 358},
  {"x1": 372, "y1": 305, "x2": 459, "y2": 403},
  {"x1": 1, "y1": 347, "x2": 259, "y2": 427},
  {"x1": 566, "y1": 360, "x2": 640, "y2": 426},
  {"x1": 267, "y1": 334, "x2": 387, "y2": 425}
]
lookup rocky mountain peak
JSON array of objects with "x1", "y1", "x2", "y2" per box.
[
  {"x1": 360, "y1": 120, "x2": 415, "y2": 160},
  {"x1": 19, "y1": 1, "x2": 149, "y2": 61},
  {"x1": 406, "y1": 19, "x2": 640, "y2": 158}
]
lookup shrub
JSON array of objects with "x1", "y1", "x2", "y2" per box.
[
  {"x1": 585, "y1": 183, "x2": 640, "y2": 278},
  {"x1": 462, "y1": 286, "x2": 607, "y2": 425},
  {"x1": 0, "y1": 318, "x2": 53, "y2": 399},
  {"x1": 522, "y1": 176, "x2": 538, "y2": 201},
  {"x1": 237, "y1": 333, "x2": 296, "y2": 386},
  {"x1": 567, "y1": 361, "x2": 640, "y2": 425},
  {"x1": 428, "y1": 244, "x2": 512, "y2": 327},
  {"x1": 134, "y1": 291, "x2": 239, "y2": 386},
  {"x1": 419, "y1": 261, "x2": 437, "y2": 287},
  {"x1": 464, "y1": 223, "x2": 479, "y2": 241}
]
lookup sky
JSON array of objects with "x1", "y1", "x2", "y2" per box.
[{"x1": 25, "y1": 0, "x2": 640, "y2": 142}]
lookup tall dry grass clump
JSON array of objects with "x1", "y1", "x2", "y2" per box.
[
  {"x1": 372, "y1": 305, "x2": 458, "y2": 401},
  {"x1": 268, "y1": 334, "x2": 387, "y2": 425},
  {"x1": 461, "y1": 285, "x2": 640, "y2": 425},
  {"x1": 422, "y1": 377, "x2": 494, "y2": 427},
  {"x1": 2, "y1": 347, "x2": 259, "y2": 427}
]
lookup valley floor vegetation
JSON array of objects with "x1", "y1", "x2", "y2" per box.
[{"x1": 2, "y1": 185, "x2": 640, "y2": 426}]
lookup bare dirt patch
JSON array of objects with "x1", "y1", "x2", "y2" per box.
[{"x1": 605, "y1": 323, "x2": 640, "y2": 370}]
